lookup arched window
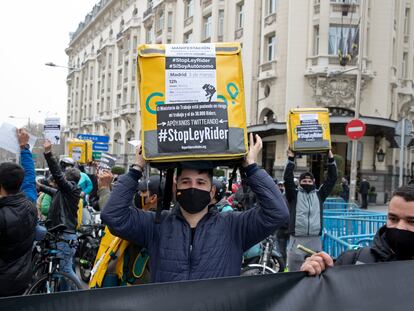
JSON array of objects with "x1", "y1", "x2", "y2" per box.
[{"x1": 259, "y1": 108, "x2": 276, "y2": 124}]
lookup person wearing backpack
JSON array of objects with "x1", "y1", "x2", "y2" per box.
[{"x1": 300, "y1": 186, "x2": 414, "y2": 275}]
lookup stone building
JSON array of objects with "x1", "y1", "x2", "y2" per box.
[{"x1": 66, "y1": 0, "x2": 414, "y2": 202}]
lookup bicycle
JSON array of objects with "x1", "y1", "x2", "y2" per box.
[
  {"x1": 241, "y1": 234, "x2": 285, "y2": 276},
  {"x1": 26, "y1": 224, "x2": 82, "y2": 294},
  {"x1": 77, "y1": 222, "x2": 105, "y2": 282}
]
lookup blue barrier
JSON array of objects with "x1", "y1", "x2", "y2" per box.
[{"x1": 322, "y1": 200, "x2": 386, "y2": 258}]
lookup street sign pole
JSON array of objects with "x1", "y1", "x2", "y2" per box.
[
  {"x1": 349, "y1": 0, "x2": 366, "y2": 205},
  {"x1": 399, "y1": 119, "x2": 405, "y2": 187}
]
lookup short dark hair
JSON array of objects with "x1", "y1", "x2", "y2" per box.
[
  {"x1": 176, "y1": 167, "x2": 213, "y2": 182},
  {"x1": 0, "y1": 162, "x2": 24, "y2": 194},
  {"x1": 392, "y1": 186, "x2": 414, "y2": 202},
  {"x1": 65, "y1": 168, "x2": 81, "y2": 184}
]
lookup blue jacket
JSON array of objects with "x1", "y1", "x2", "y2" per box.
[
  {"x1": 20, "y1": 149, "x2": 37, "y2": 203},
  {"x1": 101, "y1": 164, "x2": 289, "y2": 283},
  {"x1": 78, "y1": 172, "x2": 93, "y2": 195}
]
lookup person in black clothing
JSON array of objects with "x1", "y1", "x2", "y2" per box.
[
  {"x1": 359, "y1": 178, "x2": 370, "y2": 209},
  {"x1": 301, "y1": 186, "x2": 414, "y2": 275},
  {"x1": 340, "y1": 177, "x2": 350, "y2": 203},
  {"x1": 0, "y1": 131, "x2": 37, "y2": 297},
  {"x1": 283, "y1": 149, "x2": 337, "y2": 271},
  {"x1": 37, "y1": 139, "x2": 82, "y2": 287}
]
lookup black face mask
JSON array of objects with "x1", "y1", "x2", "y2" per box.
[
  {"x1": 301, "y1": 184, "x2": 315, "y2": 193},
  {"x1": 176, "y1": 188, "x2": 211, "y2": 214},
  {"x1": 384, "y1": 227, "x2": 414, "y2": 260}
]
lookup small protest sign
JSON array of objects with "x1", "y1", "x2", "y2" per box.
[
  {"x1": 98, "y1": 153, "x2": 117, "y2": 171},
  {"x1": 44, "y1": 117, "x2": 61, "y2": 144},
  {"x1": 157, "y1": 102, "x2": 229, "y2": 154}
]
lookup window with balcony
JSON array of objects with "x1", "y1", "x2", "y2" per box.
[
  {"x1": 157, "y1": 11, "x2": 164, "y2": 32},
  {"x1": 237, "y1": 2, "x2": 244, "y2": 29},
  {"x1": 404, "y1": 8, "x2": 410, "y2": 35},
  {"x1": 266, "y1": 34, "x2": 276, "y2": 62},
  {"x1": 132, "y1": 59, "x2": 136, "y2": 80},
  {"x1": 146, "y1": 27, "x2": 153, "y2": 43},
  {"x1": 108, "y1": 73, "x2": 112, "y2": 92},
  {"x1": 107, "y1": 53, "x2": 111, "y2": 69},
  {"x1": 184, "y1": 31, "x2": 193, "y2": 43},
  {"x1": 90, "y1": 66, "x2": 94, "y2": 80},
  {"x1": 118, "y1": 46, "x2": 123, "y2": 65},
  {"x1": 185, "y1": 0, "x2": 194, "y2": 19},
  {"x1": 266, "y1": 0, "x2": 277, "y2": 15},
  {"x1": 402, "y1": 52, "x2": 408, "y2": 78},
  {"x1": 168, "y1": 12, "x2": 173, "y2": 31},
  {"x1": 328, "y1": 25, "x2": 357, "y2": 55},
  {"x1": 117, "y1": 70, "x2": 122, "y2": 89},
  {"x1": 117, "y1": 94, "x2": 121, "y2": 107},
  {"x1": 218, "y1": 10, "x2": 224, "y2": 38},
  {"x1": 89, "y1": 84, "x2": 93, "y2": 100},
  {"x1": 124, "y1": 61, "x2": 129, "y2": 78},
  {"x1": 313, "y1": 26, "x2": 319, "y2": 55},
  {"x1": 131, "y1": 86, "x2": 136, "y2": 103},
  {"x1": 106, "y1": 96, "x2": 111, "y2": 111},
  {"x1": 204, "y1": 15, "x2": 212, "y2": 40}
]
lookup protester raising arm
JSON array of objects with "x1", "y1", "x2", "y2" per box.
[
  {"x1": 101, "y1": 145, "x2": 154, "y2": 247},
  {"x1": 42, "y1": 139, "x2": 74, "y2": 194},
  {"x1": 17, "y1": 128, "x2": 37, "y2": 203},
  {"x1": 318, "y1": 150, "x2": 338, "y2": 201},
  {"x1": 97, "y1": 170, "x2": 113, "y2": 211},
  {"x1": 283, "y1": 149, "x2": 297, "y2": 202}
]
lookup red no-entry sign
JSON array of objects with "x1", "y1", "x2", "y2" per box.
[{"x1": 346, "y1": 119, "x2": 366, "y2": 140}]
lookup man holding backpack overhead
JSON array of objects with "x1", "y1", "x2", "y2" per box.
[{"x1": 101, "y1": 134, "x2": 289, "y2": 282}]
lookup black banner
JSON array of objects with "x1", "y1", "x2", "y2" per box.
[
  {"x1": 157, "y1": 102, "x2": 229, "y2": 153},
  {"x1": 1, "y1": 261, "x2": 413, "y2": 311}
]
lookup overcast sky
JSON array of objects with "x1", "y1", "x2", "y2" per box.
[{"x1": 0, "y1": 0, "x2": 98, "y2": 128}]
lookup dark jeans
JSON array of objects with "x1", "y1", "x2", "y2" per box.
[
  {"x1": 361, "y1": 193, "x2": 368, "y2": 209},
  {"x1": 276, "y1": 228, "x2": 289, "y2": 265}
]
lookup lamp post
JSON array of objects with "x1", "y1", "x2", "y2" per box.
[
  {"x1": 348, "y1": 0, "x2": 366, "y2": 204},
  {"x1": 325, "y1": 0, "x2": 366, "y2": 204},
  {"x1": 45, "y1": 62, "x2": 76, "y2": 70}
]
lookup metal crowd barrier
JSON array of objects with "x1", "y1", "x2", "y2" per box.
[{"x1": 322, "y1": 198, "x2": 387, "y2": 258}]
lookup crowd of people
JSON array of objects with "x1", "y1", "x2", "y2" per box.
[{"x1": 1, "y1": 129, "x2": 413, "y2": 298}]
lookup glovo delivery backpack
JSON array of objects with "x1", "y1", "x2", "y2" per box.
[
  {"x1": 137, "y1": 43, "x2": 248, "y2": 163},
  {"x1": 287, "y1": 108, "x2": 331, "y2": 153}
]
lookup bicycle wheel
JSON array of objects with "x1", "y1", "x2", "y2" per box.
[
  {"x1": 270, "y1": 255, "x2": 285, "y2": 273},
  {"x1": 26, "y1": 272, "x2": 82, "y2": 294},
  {"x1": 241, "y1": 265, "x2": 276, "y2": 276},
  {"x1": 79, "y1": 242, "x2": 98, "y2": 283}
]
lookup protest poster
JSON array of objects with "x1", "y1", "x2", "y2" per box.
[
  {"x1": 43, "y1": 117, "x2": 61, "y2": 144},
  {"x1": 98, "y1": 153, "x2": 117, "y2": 171},
  {"x1": 137, "y1": 42, "x2": 247, "y2": 162},
  {"x1": 287, "y1": 108, "x2": 331, "y2": 153}
]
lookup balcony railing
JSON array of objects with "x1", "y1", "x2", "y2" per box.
[
  {"x1": 120, "y1": 103, "x2": 137, "y2": 115},
  {"x1": 259, "y1": 60, "x2": 277, "y2": 81}
]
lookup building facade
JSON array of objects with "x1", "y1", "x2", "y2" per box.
[{"x1": 66, "y1": 0, "x2": 414, "y2": 202}]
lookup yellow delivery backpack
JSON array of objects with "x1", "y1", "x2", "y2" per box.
[
  {"x1": 68, "y1": 139, "x2": 93, "y2": 164},
  {"x1": 137, "y1": 43, "x2": 247, "y2": 163},
  {"x1": 287, "y1": 108, "x2": 331, "y2": 153}
]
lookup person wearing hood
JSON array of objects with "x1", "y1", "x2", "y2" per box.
[
  {"x1": 301, "y1": 186, "x2": 414, "y2": 275},
  {"x1": 283, "y1": 149, "x2": 337, "y2": 271}
]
